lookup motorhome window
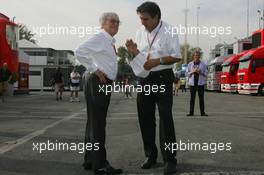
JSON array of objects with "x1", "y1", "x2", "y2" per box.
[
  {"x1": 239, "y1": 60, "x2": 250, "y2": 69},
  {"x1": 222, "y1": 66, "x2": 230, "y2": 73},
  {"x1": 252, "y1": 33, "x2": 261, "y2": 48},
  {"x1": 6, "y1": 25, "x2": 18, "y2": 50},
  {"x1": 243, "y1": 43, "x2": 252, "y2": 50}
]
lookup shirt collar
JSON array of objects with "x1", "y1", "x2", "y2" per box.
[
  {"x1": 145, "y1": 20, "x2": 162, "y2": 35},
  {"x1": 194, "y1": 60, "x2": 200, "y2": 65},
  {"x1": 192, "y1": 60, "x2": 202, "y2": 65},
  {"x1": 102, "y1": 29, "x2": 116, "y2": 44}
]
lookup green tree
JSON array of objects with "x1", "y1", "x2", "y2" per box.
[
  {"x1": 116, "y1": 46, "x2": 135, "y2": 81},
  {"x1": 18, "y1": 24, "x2": 37, "y2": 44},
  {"x1": 177, "y1": 44, "x2": 203, "y2": 70}
]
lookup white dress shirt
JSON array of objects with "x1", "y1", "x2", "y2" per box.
[
  {"x1": 133, "y1": 20, "x2": 181, "y2": 76},
  {"x1": 75, "y1": 30, "x2": 117, "y2": 80}
]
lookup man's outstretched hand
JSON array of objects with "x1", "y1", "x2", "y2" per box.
[{"x1": 125, "y1": 39, "x2": 139, "y2": 56}]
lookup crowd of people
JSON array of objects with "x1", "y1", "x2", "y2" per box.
[{"x1": 51, "y1": 67, "x2": 81, "y2": 102}]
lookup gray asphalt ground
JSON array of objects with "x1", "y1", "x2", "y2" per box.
[{"x1": 0, "y1": 90, "x2": 264, "y2": 175}]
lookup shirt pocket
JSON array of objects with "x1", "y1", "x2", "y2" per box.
[{"x1": 151, "y1": 41, "x2": 169, "y2": 58}]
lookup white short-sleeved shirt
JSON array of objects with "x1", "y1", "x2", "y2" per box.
[
  {"x1": 134, "y1": 20, "x2": 182, "y2": 73},
  {"x1": 70, "y1": 72, "x2": 81, "y2": 84}
]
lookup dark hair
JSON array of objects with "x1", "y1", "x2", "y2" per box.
[{"x1": 137, "y1": 1, "x2": 161, "y2": 19}]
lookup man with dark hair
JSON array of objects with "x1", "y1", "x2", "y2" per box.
[
  {"x1": 126, "y1": 1, "x2": 181, "y2": 174},
  {"x1": 53, "y1": 67, "x2": 64, "y2": 101},
  {"x1": 136, "y1": 1, "x2": 161, "y2": 19}
]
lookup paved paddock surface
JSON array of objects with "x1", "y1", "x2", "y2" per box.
[{"x1": 0, "y1": 91, "x2": 264, "y2": 174}]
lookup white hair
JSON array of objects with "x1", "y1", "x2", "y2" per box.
[{"x1": 99, "y1": 12, "x2": 119, "y2": 27}]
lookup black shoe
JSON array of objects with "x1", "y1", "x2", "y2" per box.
[
  {"x1": 141, "y1": 158, "x2": 157, "y2": 169},
  {"x1": 164, "y1": 161, "x2": 177, "y2": 174},
  {"x1": 201, "y1": 113, "x2": 208, "y2": 116},
  {"x1": 82, "y1": 162, "x2": 92, "y2": 170},
  {"x1": 59, "y1": 96, "x2": 62, "y2": 100},
  {"x1": 187, "y1": 113, "x2": 194, "y2": 116},
  {"x1": 94, "y1": 164, "x2": 122, "y2": 174}
]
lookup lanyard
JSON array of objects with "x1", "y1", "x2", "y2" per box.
[{"x1": 147, "y1": 21, "x2": 163, "y2": 53}]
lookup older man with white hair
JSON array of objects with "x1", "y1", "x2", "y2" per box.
[{"x1": 75, "y1": 12, "x2": 122, "y2": 174}]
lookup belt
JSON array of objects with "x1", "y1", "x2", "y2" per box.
[
  {"x1": 87, "y1": 72, "x2": 113, "y2": 84},
  {"x1": 149, "y1": 68, "x2": 173, "y2": 76}
]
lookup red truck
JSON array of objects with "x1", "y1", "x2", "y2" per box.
[
  {"x1": 221, "y1": 50, "x2": 251, "y2": 93},
  {"x1": 0, "y1": 13, "x2": 18, "y2": 73},
  {"x1": 221, "y1": 54, "x2": 239, "y2": 92},
  {"x1": 0, "y1": 13, "x2": 29, "y2": 94},
  {"x1": 237, "y1": 29, "x2": 264, "y2": 95}
]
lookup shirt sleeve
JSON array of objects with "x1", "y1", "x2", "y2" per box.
[
  {"x1": 129, "y1": 28, "x2": 150, "y2": 77},
  {"x1": 74, "y1": 35, "x2": 102, "y2": 73},
  {"x1": 168, "y1": 34, "x2": 182, "y2": 59},
  {"x1": 187, "y1": 63, "x2": 193, "y2": 77},
  {"x1": 201, "y1": 62, "x2": 208, "y2": 77}
]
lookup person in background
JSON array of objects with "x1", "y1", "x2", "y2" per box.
[
  {"x1": 173, "y1": 72, "x2": 180, "y2": 96},
  {"x1": 186, "y1": 50, "x2": 208, "y2": 117},
  {"x1": 180, "y1": 77, "x2": 187, "y2": 93},
  {"x1": 53, "y1": 67, "x2": 64, "y2": 101},
  {"x1": 70, "y1": 67, "x2": 81, "y2": 102},
  {"x1": 0, "y1": 63, "x2": 12, "y2": 102},
  {"x1": 124, "y1": 76, "x2": 132, "y2": 98}
]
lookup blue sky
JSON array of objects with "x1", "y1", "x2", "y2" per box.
[{"x1": 1, "y1": 0, "x2": 264, "y2": 59}]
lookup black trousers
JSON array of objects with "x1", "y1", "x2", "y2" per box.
[
  {"x1": 84, "y1": 73, "x2": 112, "y2": 170},
  {"x1": 189, "y1": 85, "x2": 205, "y2": 115},
  {"x1": 137, "y1": 69, "x2": 177, "y2": 163}
]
